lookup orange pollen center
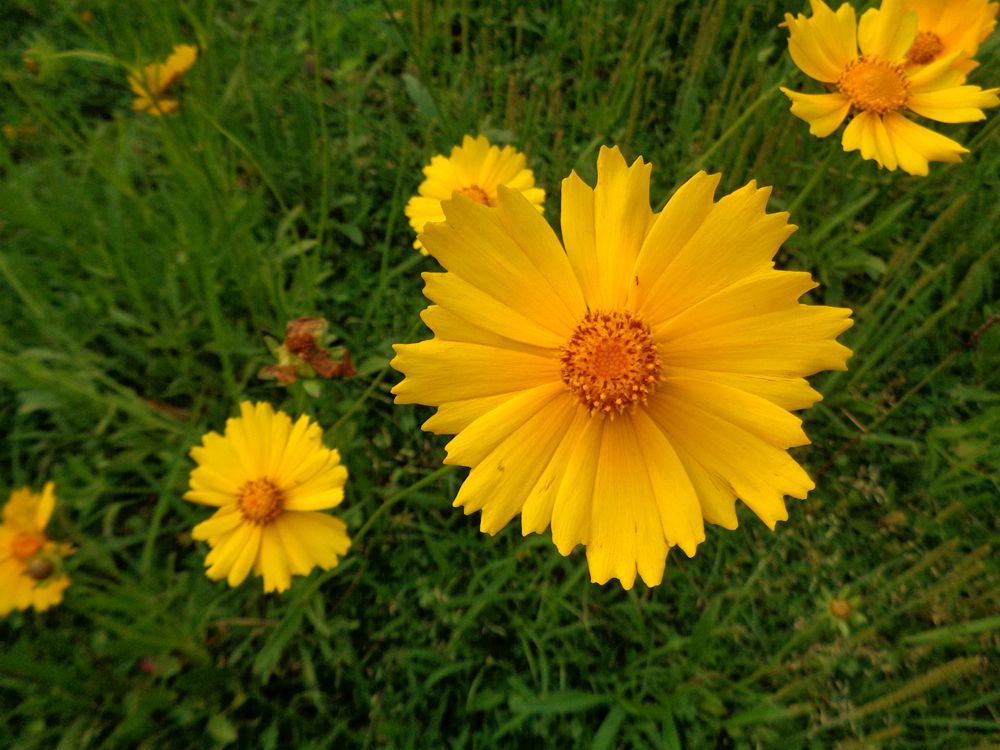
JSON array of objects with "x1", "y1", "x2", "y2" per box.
[
  {"x1": 838, "y1": 55, "x2": 909, "y2": 114},
  {"x1": 560, "y1": 310, "x2": 661, "y2": 417},
  {"x1": 11, "y1": 532, "x2": 43, "y2": 561},
  {"x1": 906, "y1": 31, "x2": 944, "y2": 65},
  {"x1": 236, "y1": 478, "x2": 285, "y2": 525},
  {"x1": 459, "y1": 184, "x2": 494, "y2": 206}
]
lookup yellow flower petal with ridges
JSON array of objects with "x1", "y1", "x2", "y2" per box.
[
  {"x1": 391, "y1": 146, "x2": 853, "y2": 589},
  {"x1": 186, "y1": 401, "x2": 350, "y2": 593},
  {"x1": 781, "y1": 0, "x2": 998, "y2": 174},
  {"x1": 404, "y1": 135, "x2": 545, "y2": 253}
]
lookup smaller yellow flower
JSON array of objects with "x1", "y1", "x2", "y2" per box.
[
  {"x1": 405, "y1": 135, "x2": 545, "y2": 254},
  {"x1": 128, "y1": 44, "x2": 198, "y2": 116},
  {"x1": 185, "y1": 402, "x2": 350, "y2": 593},
  {"x1": 781, "y1": 0, "x2": 1000, "y2": 175},
  {"x1": 901, "y1": 0, "x2": 998, "y2": 74},
  {"x1": 0, "y1": 483, "x2": 74, "y2": 617}
]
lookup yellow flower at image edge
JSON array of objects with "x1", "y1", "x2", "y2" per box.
[
  {"x1": 185, "y1": 402, "x2": 350, "y2": 593},
  {"x1": 781, "y1": 0, "x2": 999, "y2": 175},
  {"x1": 129, "y1": 43, "x2": 198, "y2": 115},
  {"x1": 901, "y1": 0, "x2": 998, "y2": 73},
  {"x1": 0, "y1": 483, "x2": 74, "y2": 616},
  {"x1": 405, "y1": 134, "x2": 545, "y2": 254},
  {"x1": 391, "y1": 146, "x2": 853, "y2": 590}
]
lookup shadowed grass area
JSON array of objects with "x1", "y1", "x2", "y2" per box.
[{"x1": 1, "y1": 0, "x2": 998, "y2": 747}]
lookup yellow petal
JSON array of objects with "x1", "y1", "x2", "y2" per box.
[
  {"x1": 391, "y1": 339, "x2": 559, "y2": 405},
  {"x1": 191, "y1": 505, "x2": 243, "y2": 541},
  {"x1": 630, "y1": 409, "x2": 705, "y2": 556},
  {"x1": 420, "y1": 196, "x2": 578, "y2": 335},
  {"x1": 278, "y1": 512, "x2": 350, "y2": 570},
  {"x1": 660, "y1": 304, "x2": 853, "y2": 377},
  {"x1": 443, "y1": 382, "x2": 569, "y2": 468},
  {"x1": 784, "y1": 1, "x2": 859, "y2": 83},
  {"x1": 858, "y1": 0, "x2": 918, "y2": 59},
  {"x1": 780, "y1": 89, "x2": 852, "y2": 137},
  {"x1": 422, "y1": 273, "x2": 567, "y2": 350},
  {"x1": 628, "y1": 171, "x2": 721, "y2": 314},
  {"x1": 453, "y1": 392, "x2": 578, "y2": 535},
  {"x1": 421, "y1": 393, "x2": 512, "y2": 435},
  {"x1": 259, "y1": 526, "x2": 292, "y2": 593},
  {"x1": 638, "y1": 182, "x2": 794, "y2": 327},
  {"x1": 652, "y1": 269, "x2": 818, "y2": 342},
  {"x1": 908, "y1": 85, "x2": 998, "y2": 123},
  {"x1": 226, "y1": 526, "x2": 262, "y2": 587},
  {"x1": 550, "y1": 414, "x2": 605, "y2": 555},
  {"x1": 881, "y1": 112, "x2": 969, "y2": 175},
  {"x1": 661, "y1": 365, "x2": 823, "y2": 411},
  {"x1": 284, "y1": 463, "x2": 348, "y2": 511},
  {"x1": 560, "y1": 170, "x2": 599, "y2": 304},
  {"x1": 591, "y1": 146, "x2": 655, "y2": 309}
]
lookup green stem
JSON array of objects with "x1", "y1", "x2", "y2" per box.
[{"x1": 786, "y1": 137, "x2": 839, "y2": 217}]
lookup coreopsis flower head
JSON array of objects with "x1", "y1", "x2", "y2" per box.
[
  {"x1": 259, "y1": 316, "x2": 356, "y2": 396},
  {"x1": 391, "y1": 146, "x2": 853, "y2": 590},
  {"x1": 185, "y1": 402, "x2": 350, "y2": 593},
  {"x1": 901, "y1": 0, "x2": 998, "y2": 74},
  {"x1": 128, "y1": 44, "x2": 198, "y2": 116},
  {"x1": 780, "y1": 0, "x2": 999, "y2": 175},
  {"x1": 0, "y1": 483, "x2": 74, "y2": 616},
  {"x1": 405, "y1": 135, "x2": 545, "y2": 254}
]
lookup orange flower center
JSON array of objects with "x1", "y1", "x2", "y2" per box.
[
  {"x1": 838, "y1": 55, "x2": 909, "y2": 114},
  {"x1": 11, "y1": 532, "x2": 43, "y2": 561},
  {"x1": 459, "y1": 184, "x2": 494, "y2": 206},
  {"x1": 906, "y1": 30, "x2": 944, "y2": 65},
  {"x1": 236, "y1": 478, "x2": 285, "y2": 525},
  {"x1": 830, "y1": 598, "x2": 853, "y2": 620},
  {"x1": 560, "y1": 310, "x2": 661, "y2": 417}
]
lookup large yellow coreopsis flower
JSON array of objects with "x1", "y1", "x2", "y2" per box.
[
  {"x1": 0, "y1": 483, "x2": 73, "y2": 616},
  {"x1": 901, "y1": 0, "x2": 998, "y2": 74},
  {"x1": 391, "y1": 146, "x2": 853, "y2": 590},
  {"x1": 405, "y1": 135, "x2": 545, "y2": 254},
  {"x1": 780, "y1": 0, "x2": 999, "y2": 175},
  {"x1": 129, "y1": 44, "x2": 198, "y2": 116},
  {"x1": 185, "y1": 402, "x2": 350, "y2": 593}
]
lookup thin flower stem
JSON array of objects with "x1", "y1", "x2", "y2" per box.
[
  {"x1": 353, "y1": 465, "x2": 457, "y2": 545},
  {"x1": 686, "y1": 83, "x2": 784, "y2": 173},
  {"x1": 309, "y1": 0, "x2": 331, "y2": 249}
]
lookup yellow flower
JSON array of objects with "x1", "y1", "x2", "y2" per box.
[
  {"x1": 780, "y1": 0, "x2": 999, "y2": 175},
  {"x1": 185, "y1": 402, "x2": 350, "y2": 593},
  {"x1": 391, "y1": 146, "x2": 853, "y2": 590},
  {"x1": 404, "y1": 135, "x2": 545, "y2": 254},
  {"x1": 0, "y1": 483, "x2": 73, "y2": 616},
  {"x1": 901, "y1": 0, "x2": 998, "y2": 74},
  {"x1": 128, "y1": 43, "x2": 198, "y2": 116}
]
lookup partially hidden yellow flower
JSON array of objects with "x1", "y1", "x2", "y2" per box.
[
  {"x1": 780, "y1": 0, "x2": 999, "y2": 175},
  {"x1": 391, "y1": 146, "x2": 853, "y2": 590},
  {"x1": 128, "y1": 43, "x2": 198, "y2": 116},
  {"x1": 0, "y1": 483, "x2": 73, "y2": 616},
  {"x1": 901, "y1": 0, "x2": 998, "y2": 74},
  {"x1": 185, "y1": 402, "x2": 350, "y2": 593},
  {"x1": 405, "y1": 135, "x2": 545, "y2": 254}
]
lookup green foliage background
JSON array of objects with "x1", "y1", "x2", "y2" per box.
[{"x1": 1, "y1": 0, "x2": 998, "y2": 747}]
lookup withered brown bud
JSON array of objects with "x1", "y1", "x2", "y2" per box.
[{"x1": 27, "y1": 558, "x2": 55, "y2": 581}]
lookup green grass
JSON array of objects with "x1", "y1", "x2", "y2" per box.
[{"x1": 1, "y1": 0, "x2": 998, "y2": 747}]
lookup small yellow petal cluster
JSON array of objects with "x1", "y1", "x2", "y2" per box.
[
  {"x1": 128, "y1": 43, "x2": 198, "y2": 116},
  {"x1": 184, "y1": 402, "x2": 351, "y2": 593},
  {"x1": 405, "y1": 135, "x2": 545, "y2": 254},
  {"x1": 0, "y1": 483, "x2": 74, "y2": 616},
  {"x1": 781, "y1": 0, "x2": 999, "y2": 174}
]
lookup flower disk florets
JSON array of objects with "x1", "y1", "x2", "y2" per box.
[
  {"x1": 905, "y1": 31, "x2": 944, "y2": 65},
  {"x1": 236, "y1": 478, "x2": 284, "y2": 526},
  {"x1": 560, "y1": 310, "x2": 661, "y2": 417},
  {"x1": 838, "y1": 55, "x2": 909, "y2": 114}
]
